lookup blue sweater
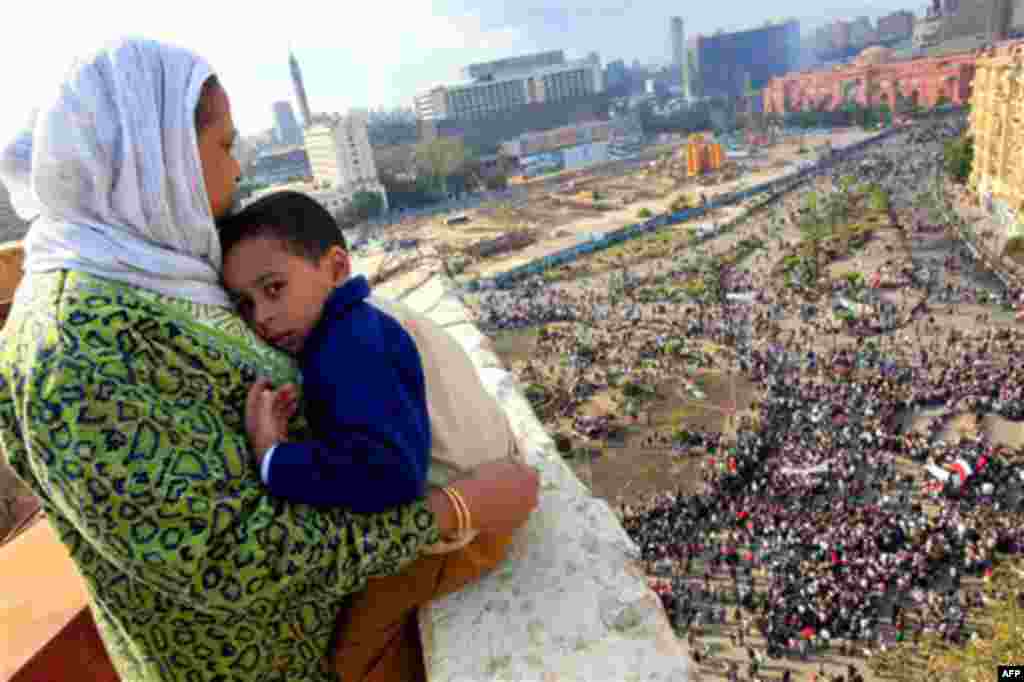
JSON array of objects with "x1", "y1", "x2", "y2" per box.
[{"x1": 264, "y1": 275, "x2": 431, "y2": 511}]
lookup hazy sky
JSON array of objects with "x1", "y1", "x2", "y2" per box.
[{"x1": 1, "y1": 0, "x2": 923, "y2": 140}]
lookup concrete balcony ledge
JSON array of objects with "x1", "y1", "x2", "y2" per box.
[
  {"x1": 394, "y1": 274, "x2": 690, "y2": 682},
  {"x1": 0, "y1": 248, "x2": 691, "y2": 681}
]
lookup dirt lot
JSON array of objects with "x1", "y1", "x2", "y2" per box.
[{"x1": 352, "y1": 128, "x2": 878, "y2": 286}]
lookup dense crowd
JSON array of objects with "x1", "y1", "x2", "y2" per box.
[
  {"x1": 617, "y1": 116, "x2": 1024, "y2": 672},
  {"x1": 469, "y1": 114, "x2": 1024, "y2": 677}
]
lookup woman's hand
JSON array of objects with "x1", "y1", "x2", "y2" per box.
[
  {"x1": 449, "y1": 459, "x2": 541, "y2": 537},
  {"x1": 245, "y1": 378, "x2": 300, "y2": 463}
]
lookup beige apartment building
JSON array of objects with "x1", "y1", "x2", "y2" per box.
[
  {"x1": 304, "y1": 111, "x2": 388, "y2": 210},
  {"x1": 968, "y1": 42, "x2": 1024, "y2": 239}
]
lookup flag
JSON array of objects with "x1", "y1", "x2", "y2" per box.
[{"x1": 949, "y1": 458, "x2": 973, "y2": 484}]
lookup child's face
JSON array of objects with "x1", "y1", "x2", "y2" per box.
[{"x1": 222, "y1": 236, "x2": 350, "y2": 354}]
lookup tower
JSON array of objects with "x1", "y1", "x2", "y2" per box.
[
  {"x1": 671, "y1": 17, "x2": 686, "y2": 87},
  {"x1": 272, "y1": 101, "x2": 302, "y2": 146},
  {"x1": 290, "y1": 50, "x2": 312, "y2": 127}
]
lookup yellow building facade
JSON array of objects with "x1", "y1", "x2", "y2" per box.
[{"x1": 968, "y1": 43, "x2": 1024, "y2": 239}]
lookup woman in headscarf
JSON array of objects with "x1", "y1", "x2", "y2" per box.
[{"x1": 0, "y1": 37, "x2": 538, "y2": 682}]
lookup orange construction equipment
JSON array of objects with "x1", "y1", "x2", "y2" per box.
[{"x1": 686, "y1": 136, "x2": 724, "y2": 177}]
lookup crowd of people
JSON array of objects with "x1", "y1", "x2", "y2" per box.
[{"x1": 466, "y1": 113, "x2": 1024, "y2": 679}]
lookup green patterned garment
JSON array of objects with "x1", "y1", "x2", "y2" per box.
[{"x1": 0, "y1": 271, "x2": 441, "y2": 682}]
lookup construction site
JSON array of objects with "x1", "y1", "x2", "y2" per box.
[{"x1": 353, "y1": 125, "x2": 877, "y2": 289}]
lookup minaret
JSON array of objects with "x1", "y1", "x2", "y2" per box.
[{"x1": 289, "y1": 49, "x2": 312, "y2": 127}]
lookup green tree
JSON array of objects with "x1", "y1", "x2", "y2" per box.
[
  {"x1": 798, "y1": 192, "x2": 836, "y2": 283},
  {"x1": 944, "y1": 136, "x2": 974, "y2": 184},
  {"x1": 879, "y1": 102, "x2": 892, "y2": 127},
  {"x1": 867, "y1": 185, "x2": 890, "y2": 212},
  {"x1": 350, "y1": 190, "x2": 385, "y2": 220},
  {"x1": 414, "y1": 137, "x2": 470, "y2": 195}
]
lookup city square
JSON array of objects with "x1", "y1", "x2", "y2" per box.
[{"x1": 5, "y1": 7, "x2": 1024, "y2": 681}]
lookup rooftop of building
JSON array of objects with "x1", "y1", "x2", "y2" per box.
[
  {"x1": 693, "y1": 19, "x2": 799, "y2": 42},
  {"x1": 427, "y1": 57, "x2": 599, "y2": 93}
]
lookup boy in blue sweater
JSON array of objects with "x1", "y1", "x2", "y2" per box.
[
  {"x1": 218, "y1": 191, "x2": 430, "y2": 511},
  {"x1": 219, "y1": 190, "x2": 521, "y2": 680}
]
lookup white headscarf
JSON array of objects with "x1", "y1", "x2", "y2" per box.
[{"x1": 0, "y1": 37, "x2": 231, "y2": 307}]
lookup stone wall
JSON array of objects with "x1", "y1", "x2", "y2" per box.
[{"x1": 371, "y1": 273, "x2": 691, "y2": 682}]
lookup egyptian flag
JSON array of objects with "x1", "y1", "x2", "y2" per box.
[{"x1": 950, "y1": 458, "x2": 973, "y2": 484}]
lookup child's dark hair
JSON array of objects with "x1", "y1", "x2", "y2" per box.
[{"x1": 217, "y1": 190, "x2": 347, "y2": 263}]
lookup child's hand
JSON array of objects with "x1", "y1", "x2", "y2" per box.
[{"x1": 245, "y1": 378, "x2": 300, "y2": 464}]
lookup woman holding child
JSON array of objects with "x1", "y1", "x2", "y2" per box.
[{"x1": 0, "y1": 37, "x2": 538, "y2": 682}]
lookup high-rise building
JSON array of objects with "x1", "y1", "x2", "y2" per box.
[
  {"x1": 303, "y1": 110, "x2": 387, "y2": 208},
  {"x1": 290, "y1": 51, "x2": 312, "y2": 127},
  {"x1": 915, "y1": 0, "x2": 1020, "y2": 47},
  {"x1": 272, "y1": 101, "x2": 303, "y2": 146},
  {"x1": 688, "y1": 20, "x2": 800, "y2": 99},
  {"x1": 670, "y1": 17, "x2": 686, "y2": 87},
  {"x1": 605, "y1": 59, "x2": 629, "y2": 90},
  {"x1": 877, "y1": 11, "x2": 916, "y2": 41},
  {"x1": 587, "y1": 52, "x2": 604, "y2": 94},
  {"x1": 848, "y1": 16, "x2": 878, "y2": 47},
  {"x1": 414, "y1": 50, "x2": 604, "y2": 122}
]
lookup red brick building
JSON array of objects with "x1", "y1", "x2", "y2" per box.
[{"x1": 763, "y1": 48, "x2": 978, "y2": 114}]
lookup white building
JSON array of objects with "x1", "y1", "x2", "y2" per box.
[
  {"x1": 413, "y1": 54, "x2": 605, "y2": 122},
  {"x1": 303, "y1": 110, "x2": 388, "y2": 210}
]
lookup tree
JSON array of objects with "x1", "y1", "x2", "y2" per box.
[
  {"x1": 879, "y1": 102, "x2": 892, "y2": 127},
  {"x1": 798, "y1": 192, "x2": 836, "y2": 284},
  {"x1": 414, "y1": 137, "x2": 470, "y2": 195},
  {"x1": 350, "y1": 190, "x2": 385, "y2": 220},
  {"x1": 891, "y1": 78, "x2": 906, "y2": 115},
  {"x1": 944, "y1": 135, "x2": 974, "y2": 184}
]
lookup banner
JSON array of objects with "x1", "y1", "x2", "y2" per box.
[{"x1": 779, "y1": 462, "x2": 829, "y2": 476}]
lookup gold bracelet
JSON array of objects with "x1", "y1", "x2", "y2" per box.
[
  {"x1": 441, "y1": 487, "x2": 467, "y2": 538},
  {"x1": 422, "y1": 486, "x2": 478, "y2": 555},
  {"x1": 447, "y1": 486, "x2": 472, "y2": 535}
]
